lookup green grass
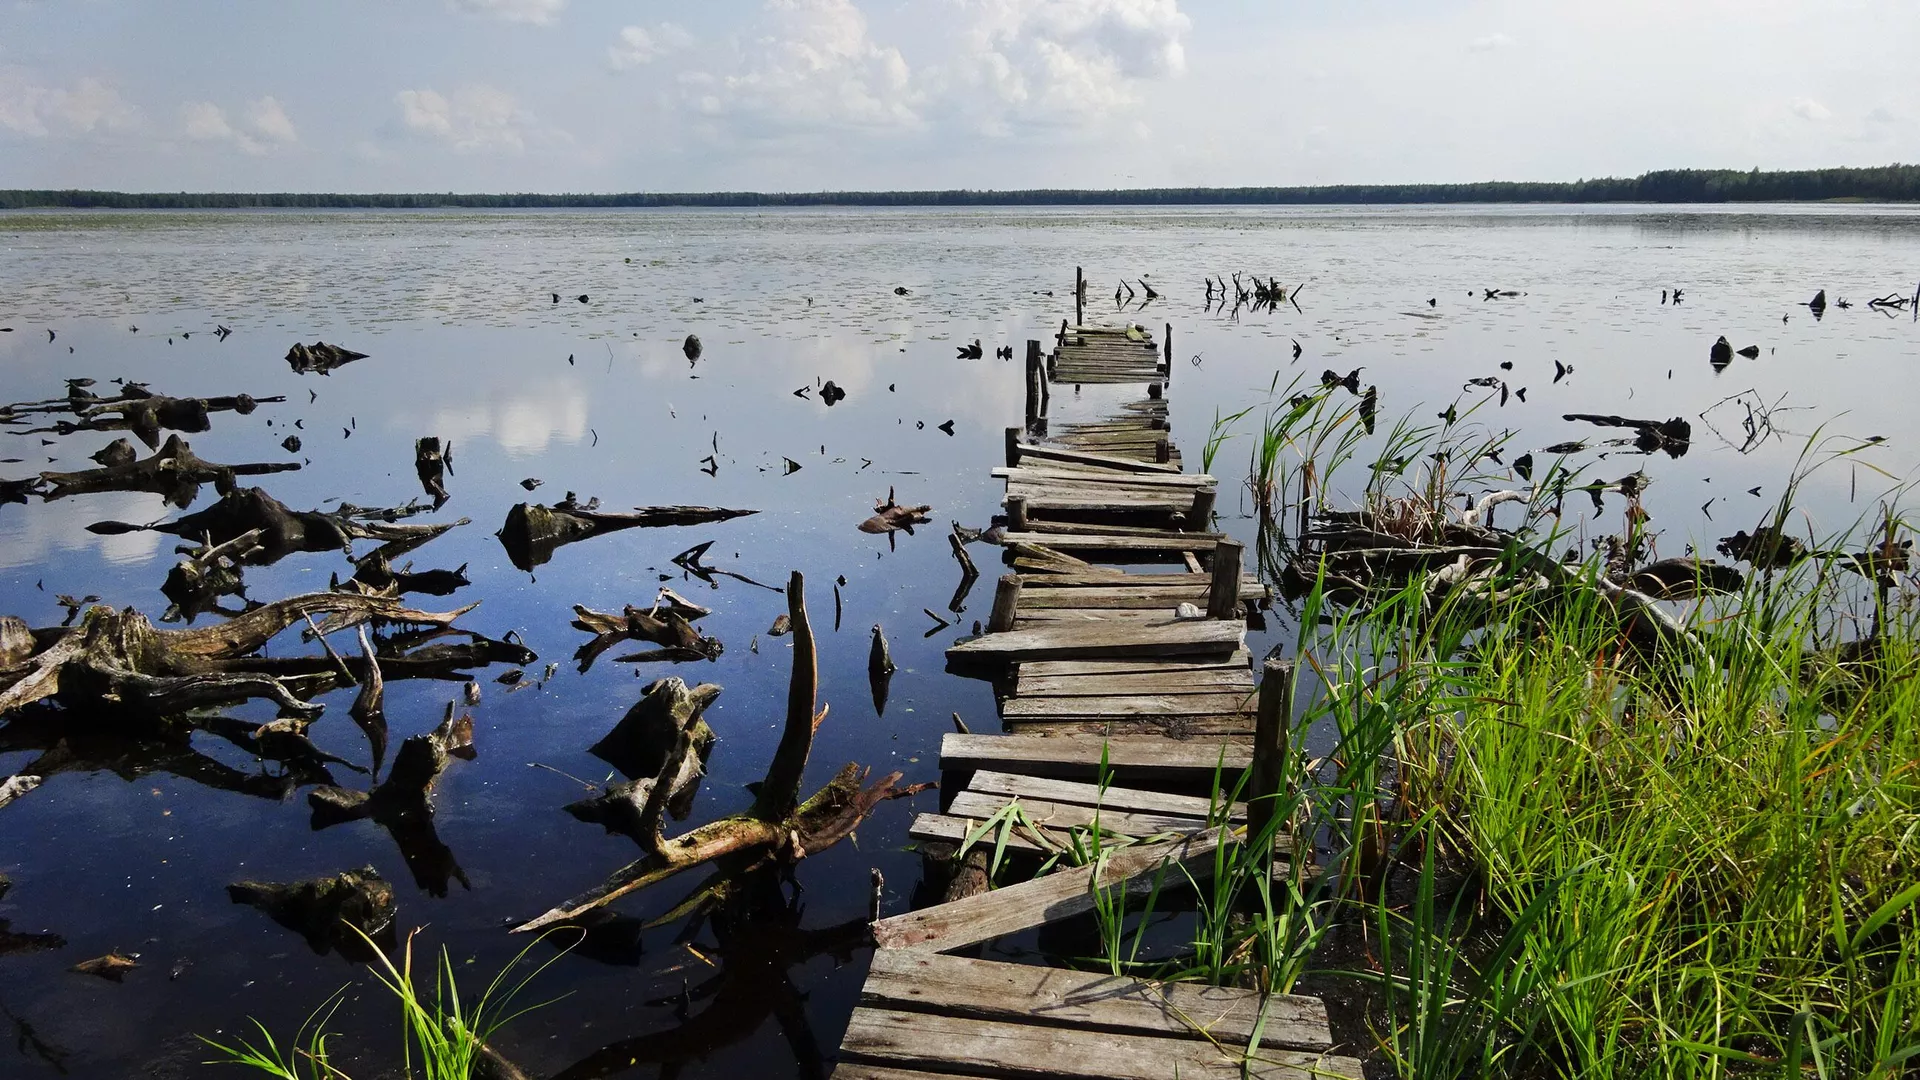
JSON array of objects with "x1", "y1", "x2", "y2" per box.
[{"x1": 203, "y1": 928, "x2": 571, "y2": 1079}]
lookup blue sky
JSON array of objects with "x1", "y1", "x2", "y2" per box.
[{"x1": 1, "y1": 0, "x2": 1914, "y2": 192}]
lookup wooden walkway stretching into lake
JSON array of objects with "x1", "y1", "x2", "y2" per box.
[{"x1": 831, "y1": 284, "x2": 1361, "y2": 1079}]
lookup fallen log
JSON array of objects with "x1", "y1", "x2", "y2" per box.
[
  {"x1": 227, "y1": 866, "x2": 396, "y2": 958},
  {"x1": 568, "y1": 678, "x2": 720, "y2": 843},
  {"x1": 88, "y1": 486, "x2": 468, "y2": 566},
  {"x1": 498, "y1": 497, "x2": 758, "y2": 571},
  {"x1": 572, "y1": 602, "x2": 721, "y2": 671},
  {"x1": 285, "y1": 341, "x2": 368, "y2": 374}
]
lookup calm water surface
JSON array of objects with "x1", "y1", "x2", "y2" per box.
[{"x1": 1, "y1": 205, "x2": 1917, "y2": 1077}]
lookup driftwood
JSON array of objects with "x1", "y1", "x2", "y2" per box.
[
  {"x1": 88, "y1": 486, "x2": 467, "y2": 566},
  {"x1": 1562, "y1": 413, "x2": 1692, "y2": 457},
  {"x1": 515, "y1": 571, "x2": 929, "y2": 933},
  {"x1": 26, "y1": 389, "x2": 283, "y2": 449},
  {"x1": 571, "y1": 599, "x2": 723, "y2": 672},
  {"x1": 566, "y1": 678, "x2": 720, "y2": 842},
  {"x1": 415, "y1": 437, "x2": 450, "y2": 507},
  {"x1": 227, "y1": 866, "x2": 396, "y2": 958},
  {"x1": 41, "y1": 434, "x2": 300, "y2": 507},
  {"x1": 498, "y1": 497, "x2": 758, "y2": 572},
  {"x1": 285, "y1": 341, "x2": 367, "y2": 374},
  {"x1": 308, "y1": 705, "x2": 476, "y2": 895},
  {"x1": 859, "y1": 488, "x2": 932, "y2": 534},
  {"x1": 0, "y1": 592, "x2": 480, "y2": 721},
  {"x1": 161, "y1": 529, "x2": 264, "y2": 622}
]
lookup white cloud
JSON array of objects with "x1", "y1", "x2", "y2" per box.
[
  {"x1": 1468, "y1": 32, "x2": 1515, "y2": 52},
  {"x1": 698, "y1": 0, "x2": 921, "y2": 132},
  {"x1": 1791, "y1": 97, "x2": 1832, "y2": 122},
  {"x1": 446, "y1": 0, "x2": 565, "y2": 25},
  {"x1": 0, "y1": 75, "x2": 137, "y2": 137},
  {"x1": 180, "y1": 95, "x2": 298, "y2": 154},
  {"x1": 610, "y1": 23, "x2": 693, "y2": 69},
  {"x1": 396, "y1": 84, "x2": 535, "y2": 152},
  {"x1": 940, "y1": 0, "x2": 1192, "y2": 129}
]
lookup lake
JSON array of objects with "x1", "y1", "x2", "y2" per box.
[{"x1": 2, "y1": 204, "x2": 1918, "y2": 1078}]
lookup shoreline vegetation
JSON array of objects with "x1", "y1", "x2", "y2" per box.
[{"x1": 5, "y1": 163, "x2": 1920, "y2": 210}]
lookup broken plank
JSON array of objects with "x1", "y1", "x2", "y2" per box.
[
  {"x1": 995, "y1": 467, "x2": 1214, "y2": 487},
  {"x1": 1016, "y1": 669, "x2": 1255, "y2": 695},
  {"x1": 1017, "y1": 584, "x2": 1261, "y2": 607},
  {"x1": 1014, "y1": 608, "x2": 1192, "y2": 624},
  {"x1": 1015, "y1": 573, "x2": 1255, "y2": 589},
  {"x1": 872, "y1": 830, "x2": 1224, "y2": 952},
  {"x1": 838, "y1": 1008, "x2": 1360, "y2": 1080},
  {"x1": 967, "y1": 770, "x2": 1246, "y2": 820},
  {"x1": 1007, "y1": 717, "x2": 1259, "y2": 737},
  {"x1": 946, "y1": 791, "x2": 1215, "y2": 838},
  {"x1": 998, "y1": 532, "x2": 1220, "y2": 551},
  {"x1": 1001, "y1": 693, "x2": 1257, "y2": 719},
  {"x1": 1013, "y1": 443, "x2": 1182, "y2": 473},
  {"x1": 1015, "y1": 648, "x2": 1251, "y2": 678},
  {"x1": 860, "y1": 951, "x2": 1332, "y2": 1051},
  {"x1": 940, "y1": 732, "x2": 1251, "y2": 780},
  {"x1": 945, "y1": 619, "x2": 1244, "y2": 661}
]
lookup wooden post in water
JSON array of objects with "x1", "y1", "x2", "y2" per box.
[
  {"x1": 1075, "y1": 266, "x2": 1084, "y2": 327},
  {"x1": 1005, "y1": 494, "x2": 1030, "y2": 532},
  {"x1": 1249, "y1": 658, "x2": 1296, "y2": 849},
  {"x1": 1148, "y1": 381, "x2": 1162, "y2": 400},
  {"x1": 988, "y1": 575, "x2": 1023, "y2": 633},
  {"x1": 1163, "y1": 322, "x2": 1173, "y2": 385},
  {"x1": 1023, "y1": 341, "x2": 1041, "y2": 428},
  {"x1": 1187, "y1": 487, "x2": 1216, "y2": 530},
  {"x1": 1004, "y1": 427, "x2": 1021, "y2": 467},
  {"x1": 1154, "y1": 437, "x2": 1172, "y2": 464},
  {"x1": 1206, "y1": 538, "x2": 1244, "y2": 620}
]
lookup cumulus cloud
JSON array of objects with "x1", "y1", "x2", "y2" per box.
[
  {"x1": 181, "y1": 95, "x2": 297, "y2": 153},
  {"x1": 1791, "y1": 97, "x2": 1832, "y2": 122},
  {"x1": 941, "y1": 0, "x2": 1193, "y2": 129},
  {"x1": 446, "y1": 0, "x2": 565, "y2": 25},
  {"x1": 695, "y1": 0, "x2": 920, "y2": 132},
  {"x1": 396, "y1": 84, "x2": 535, "y2": 152},
  {"x1": 0, "y1": 75, "x2": 137, "y2": 137},
  {"x1": 610, "y1": 23, "x2": 693, "y2": 69},
  {"x1": 1468, "y1": 32, "x2": 1515, "y2": 52}
]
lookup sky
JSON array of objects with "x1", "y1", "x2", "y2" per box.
[{"x1": 0, "y1": 0, "x2": 1915, "y2": 193}]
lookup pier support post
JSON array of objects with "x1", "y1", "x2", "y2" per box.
[
  {"x1": 988, "y1": 575, "x2": 1022, "y2": 633},
  {"x1": 1206, "y1": 538, "x2": 1244, "y2": 620},
  {"x1": 1004, "y1": 427, "x2": 1021, "y2": 467},
  {"x1": 1249, "y1": 658, "x2": 1296, "y2": 850},
  {"x1": 1164, "y1": 322, "x2": 1173, "y2": 384},
  {"x1": 1187, "y1": 487, "x2": 1216, "y2": 529},
  {"x1": 1023, "y1": 341, "x2": 1040, "y2": 427},
  {"x1": 1005, "y1": 495, "x2": 1029, "y2": 532},
  {"x1": 1154, "y1": 438, "x2": 1171, "y2": 464},
  {"x1": 1075, "y1": 266, "x2": 1084, "y2": 327},
  {"x1": 1148, "y1": 381, "x2": 1162, "y2": 400}
]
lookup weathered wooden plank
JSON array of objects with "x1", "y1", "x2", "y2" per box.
[
  {"x1": 945, "y1": 619, "x2": 1244, "y2": 661},
  {"x1": 1016, "y1": 648, "x2": 1252, "y2": 677},
  {"x1": 968, "y1": 770, "x2": 1246, "y2": 820},
  {"x1": 1013, "y1": 443, "x2": 1182, "y2": 473},
  {"x1": 860, "y1": 951, "x2": 1333, "y2": 1052},
  {"x1": 940, "y1": 733, "x2": 1252, "y2": 779},
  {"x1": 1018, "y1": 520, "x2": 1198, "y2": 539},
  {"x1": 1009, "y1": 497, "x2": 1189, "y2": 516},
  {"x1": 1002, "y1": 693, "x2": 1256, "y2": 719},
  {"x1": 998, "y1": 531, "x2": 1219, "y2": 551},
  {"x1": 1015, "y1": 573, "x2": 1255, "y2": 589},
  {"x1": 1006, "y1": 716, "x2": 1259, "y2": 737},
  {"x1": 839, "y1": 1008, "x2": 1361, "y2": 1080},
  {"x1": 908, "y1": 811, "x2": 1060, "y2": 853},
  {"x1": 1017, "y1": 584, "x2": 1259, "y2": 607},
  {"x1": 872, "y1": 830, "x2": 1224, "y2": 952},
  {"x1": 994, "y1": 466, "x2": 1214, "y2": 487},
  {"x1": 1016, "y1": 668, "x2": 1255, "y2": 695},
  {"x1": 1014, "y1": 608, "x2": 1191, "y2": 625},
  {"x1": 946, "y1": 791, "x2": 1212, "y2": 838}
]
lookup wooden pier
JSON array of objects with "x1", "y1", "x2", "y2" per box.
[{"x1": 829, "y1": 290, "x2": 1360, "y2": 1079}]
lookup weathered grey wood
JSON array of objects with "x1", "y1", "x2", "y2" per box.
[
  {"x1": 1016, "y1": 573, "x2": 1257, "y2": 590},
  {"x1": 1016, "y1": 584, "x2": 1256, "y2": 608},
  {"x1": 940, "y1": 733, "x2": 1252, "y2": 779},
  {"x1": 872, "y1": 830, "x2": 1224, "y2": 952},
  {"x1": 967, "y1": 770, "x2": 1246, "y2": 820},
  {"x1": 1016, "y1": 669, "x2": 1255, "y2": 695},
  {"x1": 860, "y1": 951, "x2": 1333, "y2": 1052},
  {"x1": 1207, "y1": 538, "x2": 1247, "y2": 620},
  {"x1": 998, "y1": 531, "x2": 1220, "y2": 552},
  {"x1": 1016, "y1": 648, "x2": 1251, "y2": 677},
  {"x1": 1012, "y1": 443, "x2": 1182, "y2": 473},
  {"x1": 946, "y1": 791, "x2": 1214, "y2": 838},
  {"x1": 1019, "y1": 521, "x2": 1201, "y2": 540},
  {"x1": 987, "y1": 575, "x2": 1023, "y2": 633},
  {"x1": 839, "y1": 1008, "x2": 1361, "y2": 1080},
  {"x1": 909, "y1": 812, "x2": 1057, "y2": 853},
  {"x1": 1002, "y1": 693, "x2": 1256, "y2": 719},
  {"x1": 1005, "y1": 494, "x2": 1030, "y2": 531},
  {"x1": 1008, "y1": 496, "x2": 1189, "y2": 516},
  {"x1": 993, "y1": 466, "x2": 1214, "y2": 488},
  {"x1": 1008, "y1": 716, "x2": 1259, "y2": 737},
  {"x1": 946, "y1": 619, "x2": 1244, "y2": 661},
  {"x1": 1015, "y1": 608, "x2": 1192, "y2": 625},
  {"x1": 1007, "y1": 542, "x2": 1123, "y2": 576},
  {"x1": 1250, "y1": 658, "x2": 1296, "y2": 847}
]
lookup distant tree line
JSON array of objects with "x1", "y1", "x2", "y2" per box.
[{"x1": 4, "y1": 164, "x2": 1919, "y2": 210}]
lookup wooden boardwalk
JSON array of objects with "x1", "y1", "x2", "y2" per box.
[{"x1": 828, "y1": 300, "x2": 1359, "y2": 1079}]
